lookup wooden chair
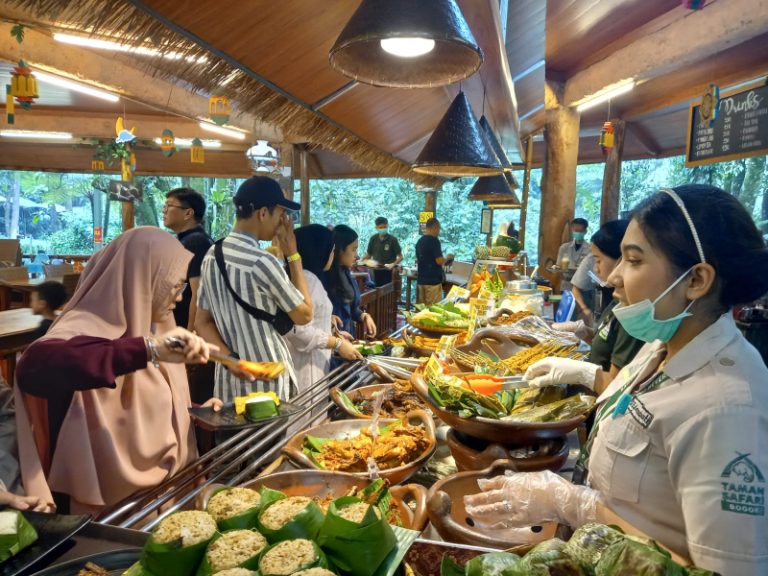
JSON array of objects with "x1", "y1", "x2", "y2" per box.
[
  {"x1": 43, "y1": 263, "x2": 75, "y2": 277},
  {"x1": 0, "y1": 266, "x2": 29, "y2": 282}
]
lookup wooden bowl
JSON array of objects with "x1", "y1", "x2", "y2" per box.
[
  {"x1": 427, "y1": 460, "x2": 557, "y2": 549},
  {"x1": 329, "y1": 383, "x2": 427, "y2": 420},
  {"x1": 410, "y1": 371, "x2": 590, "y2": 444},
  {"x1": 446, "y1": 429, "x2": 569, "y2": 473},
  {"x1": 200, "y1": 470, "x2": 429, "y2": 532},
  {"x1": 282, "y1": 410, "x2": 437, "y2": 485}
]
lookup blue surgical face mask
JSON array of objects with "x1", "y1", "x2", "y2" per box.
[
  {"x1": 377, "y1": 228, "x2": 388, "y2": 236},
  {"x1": 573, "y1": 232, "x2": 586, "y2": 242},
  {"x1": 612, "y1": 267, "x2": 696, "y2": 343}
]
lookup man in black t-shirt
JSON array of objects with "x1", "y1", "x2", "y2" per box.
[
  {"x1": 415, "y1": 217, "x2": 454, "y2": 305},
  {"x1": 363, "y1": 216, "x2": 403, "y2": 286},
  {"x1": 163, "y1": 187, "x2": 214, "y2": 405}
]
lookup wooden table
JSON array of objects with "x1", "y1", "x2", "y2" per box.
[
  {"x1": 0, "y1": 276, "x2": 63, "y2": 310},
  {"x1": 0, "y1": 308, "x2": 40, "y2": 383}
]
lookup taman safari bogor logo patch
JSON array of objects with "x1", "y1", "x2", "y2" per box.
[{"x1": 721, "y1": 452, "x2": 765, "y2": 516}]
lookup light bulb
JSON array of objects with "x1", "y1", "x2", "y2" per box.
[{"x1": 380, "y1": 37, "x2": 435, "y2": 58}]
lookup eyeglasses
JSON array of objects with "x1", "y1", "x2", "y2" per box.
[{"x1": 163, "y1": 203, "x2": 188, "y2": 212}]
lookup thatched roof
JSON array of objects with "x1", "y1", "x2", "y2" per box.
[{"x1": 8, "y1": 0, "x2": 444, "y2": 188}]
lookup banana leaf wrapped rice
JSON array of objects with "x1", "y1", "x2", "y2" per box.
[
  {"x1": 258, "y1": 539, "x2": 328, "y2": 576},
  {"x1": 0, "y1": 509, "x2": 38, "y2": 562},
  {"x1": 257, "y1": 488, "x2": 325, "y2": 543},
  {"x1": 197, "y1": 529, "x2": 268, "y2": 576},
  {"x1": 317, "y1": 496, "x2": 396, "y2": 576},
  {"x1": 207, "y1": 486, "x2": 262, "y2": 531}
]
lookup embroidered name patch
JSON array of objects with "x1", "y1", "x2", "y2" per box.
[
  {"x1": 721, "y1": 453, "x2": 765, "y2": 516},
  {"x1": 627, "y1": 396, "x2": 654, "y2": 428}
]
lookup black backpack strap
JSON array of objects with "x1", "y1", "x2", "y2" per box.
[{"x1": 213, "y1": 239, "x2": 277, "y2": 323}]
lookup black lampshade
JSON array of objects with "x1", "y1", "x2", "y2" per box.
[
  {"x1": 468, "y1": 173, "x2": 521, "y2": 204},
  {"x1": 479, "y1": 115, "x2": 512, "y2": 171},
  {"x1": 413, "y1": 92, "x2": 503, "y2": 177},
  {"x1": 329, "y1": 0, "x2": 483, "y2": 88}
]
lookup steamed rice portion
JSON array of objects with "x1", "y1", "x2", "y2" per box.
[
  {"x1": 207, "y1": 529, "x2": 267, "y2": 573},
  {"x1": 213, "y1": 569, "x2": 257, "y2": 576},
  {"x1": 208, "y1": 487, "x2": 262, "y2": 521},
  {"x1": 294, "y1": 569, "x2": 335, "y2": 576},
  {"x1": 259, "y1": 539, "x2": 317, "y2": 575},
  {"x1": 260, "y1": 497, "x2": 313, "y2": 530},
  {"x1": 337, "y1": 502, "x2": 380, "y2": 523},
  {"x1": 152, "y1": 510, "x2": 217, "y2": 546}
]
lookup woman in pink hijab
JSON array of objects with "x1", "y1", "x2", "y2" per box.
[{"x1": 15, "y1": 227, "x2": 219, "y2": 515}]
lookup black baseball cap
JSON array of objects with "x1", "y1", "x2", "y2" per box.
[{"x1": 233, "y1": 176, "x2": 301, "y2": 211}]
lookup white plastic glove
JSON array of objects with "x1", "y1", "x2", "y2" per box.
[
  {"x1": 463, "y1": 470, "x2": 601, "y2": 529},
  {"x1": 524, "y1": 357, "x2": 599, "y2": 390},
  {"x1": 552, "y1": 319, "x2": 592, "y2": 341}
]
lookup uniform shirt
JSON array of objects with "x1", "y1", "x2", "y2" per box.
[
  {"x1": 198, "y1": 232, "x2": 304, "y2": 402},
  {"x1": 557, "y1": 241, "x2": 591, "y2": 289},
  {"x1": 366, "y1": 234, "x2": 402, "y2": 265},
  {"x1": 416, "y1": 234, "x2": 444, "y2": 285},
  {"x1": 173, "y1": 225, "x2": 213, "y2": 329},
  {"x1": 588, "y1": 314, "x2": 768, "y2": 575},
  {"x1": 589, "y1": 299, "x2": 644, "y2": 371}
]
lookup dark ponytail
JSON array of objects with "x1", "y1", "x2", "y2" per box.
[{"x1": 630, "y1": 184, "x2": 768, "y2": 308}]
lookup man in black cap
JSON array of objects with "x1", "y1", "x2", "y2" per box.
[{"x1": 195, "y1": 176, "x2": 313, "y2": 403}]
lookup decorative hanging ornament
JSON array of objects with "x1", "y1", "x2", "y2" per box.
[
  {"x1": 209, "y1": 95, "x2": 231, "y2": 126},
  {"x1": 160, "y1": 128, "x2": 176, "y2": 157},
  {"x1": 599, "y1": 121, "x2": 615, "y2": 156},
  {"x1": 115, "y1": 116, "x2": 137, "y2": 144},
  {"x1": 91, "y1": 159, "x2": 105, "y2": 172},
  {"x1": 682, "y1": 0, "x2": 706, "y2": 9},
  {"x1": 5, "y1": 85, "x2": 14, "y2": 124},
  {"x1": 10, "y1": 60, "x2": 39, "y2": 110},
  {"x1": 699, "y1": 83, "x2": 720, "y2": 127},
  {"x1": 190, "y1": 137, "x2": 205, "y2": 163},
  {"x1": 245, "y1": 140, "x2": 280, "y2": 174}
]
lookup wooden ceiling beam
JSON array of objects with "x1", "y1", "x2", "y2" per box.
[
  {"x1": 0, "y1": 21, "x2": 284, "y2": 141},
  {"x1": 626, "y1": 122, "x2": 660, "y2": 157},
  {"x1": 563, "y1": 0, "x2": 768, "y2": 107}
]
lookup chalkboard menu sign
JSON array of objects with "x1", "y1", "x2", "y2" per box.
[{"x1": 686, "y1": 80, "x2": 768, "y2": 167}]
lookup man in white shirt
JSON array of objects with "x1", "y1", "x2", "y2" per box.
[{"x1": 557, "y1": 217, "x2": 591, "y2": 292}]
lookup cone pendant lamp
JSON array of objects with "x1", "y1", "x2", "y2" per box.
[
  {"x1": 468, "y1": 172, "x2": 521, "y2": 205},
  {"x1": 479, "y1": 115, "x2": 513, "y2": 171},
  {"x1": 329, "y1": 0, "x2": 483, "y2": 88},
  {"x1": 413, "y1": 92, "x2": 503, "y2": 177}
]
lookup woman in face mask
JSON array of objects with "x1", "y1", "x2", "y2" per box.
[{"x1": 464, "y1": 185, "x2": 768, "y2": 575}]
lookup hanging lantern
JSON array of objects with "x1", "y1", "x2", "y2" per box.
[
  {"x1": 160, "y1": 128, "x2": 176, "y2": 157},
  {"x1": 329, "y1": 0, "x2": 483, "y2": 88},
  {"x1": 91, "y1": 159, "x2": 105, "y2": 172},
  {"x1": 467, "y1": 173, "x2": 521, "y2": 204},
  {"x1": 245, "y1": 140, "x2": 280, "y2": 174},
  {"x1": 479, "y1": 115, "x2": 512, "y2": 171},
  {"x1": 10, "y1": 60, "x2": 39, "y2": 110},
  {"x1": 413, "y1": 91, "x2": 502, "y2": 177},
  {"x1": 209, "y1": 95, "x2": 231, "y2": 126},
  {"x1": 190, "y1": 137, "x2": 205, "y2": 163},
  {"x1": 599, "y1": 121, "x2": 615, "y2": 156},
  {"x1": 5, "y1": 85, "x2": 14, "y2": 124}
]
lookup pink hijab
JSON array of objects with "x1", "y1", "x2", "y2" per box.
[{"x1": 16, "y1": 226, "x2": 197, "y2": 514}]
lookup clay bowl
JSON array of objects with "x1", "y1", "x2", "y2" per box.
[
  {"x1": 200, "y1": 469, "x2": 429, "y2": 532},
  {"x1": 329, "y1": 383, "x2": 427, "y2": 420},
  {"x1": 282, "y1": 410, "x2": 436, "y2": 485},
  {"x1": 452, "y1": 328, "x2": 538, "y2": 371},
  {"x1": 410, "y1": 370, "x2": 590, "y2": 444},
  {"x1": 427, "y1": 459, "x2": 557, "y2": 549},
  {"x1": 447, "y1": 429, "x2": 569, "y2": 473}
]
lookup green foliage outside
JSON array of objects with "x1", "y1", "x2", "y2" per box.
[{"x1": 1, "y1": 154, "x2": 766, "y2": 264}]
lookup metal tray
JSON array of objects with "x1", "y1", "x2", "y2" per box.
[
  {"x1": 29, "y1": 548, "x2": 140, "y2": 576},
  {"x1": 189, "y1": 400, "x2": 303, "y2": 431},
  {"x1": 0, "y1": 512, "x2": 91, "y2": 576}
]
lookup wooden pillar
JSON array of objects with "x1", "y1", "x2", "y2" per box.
[
  {"x1": 540, "y1": 81, "x2": 580, "y2": 290},
  {"x1": 299, "y1": 145, "x2": 310, "y2": 226},
  {"x1": 519, "y1": 135, "x2": 534, "y2": 247},
  {"x1": 424, "y1": 190, "x2": 437, "y2": 213},
  {"x1": 600, "y1": 119, "x2": 625, "y2": 224},
  {"x1": 277, "y1": 143, "x2": 295, "y2": 201}
]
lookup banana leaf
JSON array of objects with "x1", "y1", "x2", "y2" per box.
[
  {"x1": 317, "y1": 496, "x2": 396, "y2": 576},
  {"x1": 207, "y1": 487, "x2": 262, "y2": 532},
  {"x1": 258, "y1": 540, "x2": 328, "y2": 576},
  {"x1": 258, "y1": 494, "x2": 325, "y2": 543},
  {"x1": 510, "y1": 387, "x2": 566, "y2": 414},
  {"x1": 595, "y1": 537, "x2": 686, "y2": 576},
  {"x1": 358, "y1": 479, "x2": 397, "y2": 526},
  {"x1": 0, "y1": 511, "x2": 38, "y2": 562},
  {"x1": 335, "y1": 390, "x2": 364, "y2": 416},
  {"x1": 440, "y1": 556, "x2": 466, "y2": 576},
  {"x1": 465, "y1": 552, "x2": 522, "y2": 576},
  {"x1": 140, "y1": 532, "x2": 214, "y2": 576},
  {"x1": 512, "y1": 538, "x2": 584, "y2": 576},
  {"x1": 196, "y1": 530, "x2": 264, "y2": 576},
  {"x1": 564, "y1": 524, "x2": 625, "y2": 575},
  {"x1": 503, "y1": 395, "x2": 595, "y2": 423},
  {"x1": 685, "y1": 569, "x2": 719, "y2": 576},
  {"x1": 371, "y1": 525, "x2": 421, "y2": 576}
]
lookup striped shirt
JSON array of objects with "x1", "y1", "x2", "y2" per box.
[{"x1": 198, "y1": 231, "x2": 304, "y2": 402}]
